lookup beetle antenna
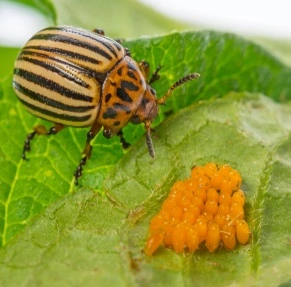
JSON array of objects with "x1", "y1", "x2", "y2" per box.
[
  {"x1": 157, "y1": 73, "x2": 200, "y2": 104},
  {"x1": 145, "y1": 121, "x2": 155, "y2": 158}
]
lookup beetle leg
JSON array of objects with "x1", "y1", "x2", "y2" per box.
[
  {"x1": 139, "y1": 61, "x2": 162, "y2": 84},
  {"x1": 74, "y1": 122, "x2": 102, "y2": 185},
  {"x1": 145, "y1": 121, "x2": 155, "y2": 158},
  {"x1": 124, "y1": 48, "x2": 130, "y2": 56},
  {"x1": 92, "y1": 29, "x2": 105, "y2": 36},
  {"x1": 148, "y1": 65, "x2": 162, "y2": 85},
  {"x1": 22, "y1": 123, "x2": 64, "y2": 160},
  {"x1": 92, "y1": 28, "x2": 125, "y2": 44},
  {"x1": 139, "y1": 60, "x2": 150, "y2": 79},
  {"x1": 117, "y1": 130, "x2": 131, "y2": 149}
]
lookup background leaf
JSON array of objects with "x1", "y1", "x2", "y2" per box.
[
  {"x1": 49, "y1": 0, "x2": 189, "y2": 39},
  {"x1": 0, "y1": 93, "x2": 291, "y2": 286}
]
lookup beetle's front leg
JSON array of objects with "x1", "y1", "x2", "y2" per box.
[
  {"x1": 117, "y1": 130, "x2": 131, "y2": 149},
  {"x1": 138, "y1": 61, "x2": 162, "y2": 85},
  {"x1": 22, "y1": 123, "x2": 64, "y2": 160},
  {"x1": 74, "y1": 122, "x2": 102, "y2": 185},
  {"x1": 148, "y1": 65, "x2": 162, "y2": 85}
]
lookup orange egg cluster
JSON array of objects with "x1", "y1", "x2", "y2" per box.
[{"x1": 144, "y1": 163, "x2": 250, "y2": 256}]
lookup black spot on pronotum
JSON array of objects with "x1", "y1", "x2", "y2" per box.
[
  {"x1": 121, "y1": 80, "x2": 139, "y2": 91},
  {"x1": 103, "y1": 107, "x2": 117, "y2": 119},
  {"x1": 113, "y1": 121, "x2": 120, "y2": 126},
  {"x1": 127, "y1": 70, "x2": 137, "y2": 80},
  {"x1": 105, "y1": 93, "x2": 112, "y2": 103},
  {"x1": 117, "y1": 67, "x2": 123, "y2": 76},
  {"x1": 113, "y1": 103, "x2": 131, "y2": 114},
  {"x1": 116, "y1": 88, "x2": 132, "y2": 103}
]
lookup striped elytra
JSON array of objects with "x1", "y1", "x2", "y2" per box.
[
  {"x1": 13, "y1": 25, "x2": 200, "y2": 185},
  {"x1": 13, "y1": 26, "x2": 125, "y2": 128}
]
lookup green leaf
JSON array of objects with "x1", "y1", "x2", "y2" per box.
[
  {"x1": 1, "y1": 30, "x2": 291, "y2": 247},
  {"x1": 49, "y1": 0, "x2": 188, "y2": 38},
  {"x1": 0, "y1": 93, "x2": 291, "y2": 286},
  {"x1": 0, "y1": 47, "x2": 20, "y2": 81}
]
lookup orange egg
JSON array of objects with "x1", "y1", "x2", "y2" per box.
[
  {"x1": 197, "y1": 175, "x2": 211, "y2": 191},
  {"x1": 217, "y1": 203, "x2": 230, "y2": 216},
  {"x1": 172, "y1": 223, "x2": 186, "y2": 253},
  {"x1": 230, "y1": 203, "x2": 244, "y2": 221},
  {"x1": 171, "y1": 180, "x2": 186, "y2": 192},
  {"x1": 195, "y1": 219, "x2": 208, "y2": 242},
  {"x1": 205, "y1": 222, "x2": 220, "y2": 252},
  {"x1": 170, "y1": 206, "x2": 183, "y2": 221},
  {"x1": 220, "y1": 178, "x2": 233, "y2": 196},
  {"x1": 218, "y1": 193, "x2": 232, "y2": 206},
  {"x1": 191, "y1": 196, "x2": 204, "y2": 211},
  {"x1": 232, "y1": 190, "x2": 245, "y2": 206},
  {"x1": 182, "y1": 208, "x2": 199, "y2": 224},
  {"x1": 186, "y1": 226, "x2": 199, "y2": 252},
  {"x1": 204, "y1": 162, "x2": 218, "y2": 179},
  {"x1": 178, "y1": 195, "x2": 192, "y2": 209},
  {"x1": 214, "y1": 213, "x2": 227, "y2": 228},
  {"x1": 144, "y1": 231, "x2": 164, "y2": 256},
  {"x1": 194, "y1": 188, "x2": 207, "y2": 203},
  {"x1": 210, "y1": 172, "x2": 222, "y2": 190},
  {"x1": 229, "y1": 170, "x2": 242, "y2": 190},
  {"x1": 236, "y1": 219, "x2": 250, "y2": 245},
  {"x1": 163, "y1": 224, "x2": 173, "y2": 247},
  {"x1": 149, "y1": 213, "x2": 165, "y2": 233},
  {"x1": 200, "y1": 211, "x2": 214, "y2": 223},
  {"x1": 221, "y1": 224, "x2": 236, "y2": 250},
  {"x1": 219, "y1": 165, "x2": 232, "y2": 177},
  {"x1": 204, "y1": 200, "x2": 218, "y2": 215},
  {"x1": 207, "y1": 188, "x2": 219, "y2": 202},
  {"x1": 162, "y1": 197, "x2": 177, "y2": 210}
]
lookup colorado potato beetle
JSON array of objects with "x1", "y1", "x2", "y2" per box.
[{"x1": 13, "y1": 26, "x2": 200, "y2": 185}]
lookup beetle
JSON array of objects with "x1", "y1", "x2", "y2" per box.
[{"x1": 13, "y1": 26, "x2": 200, "y2": 185}]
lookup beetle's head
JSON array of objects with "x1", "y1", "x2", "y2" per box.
[
  {"x1": 130, "y1": 72, "x2": 201, "y2": 125},
  {"x1": 130, "y1": 72, "x2": 200, "y2": 158},
  {"x1": 130, "y1": 85, "x2": 158, "y2": 125}
]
